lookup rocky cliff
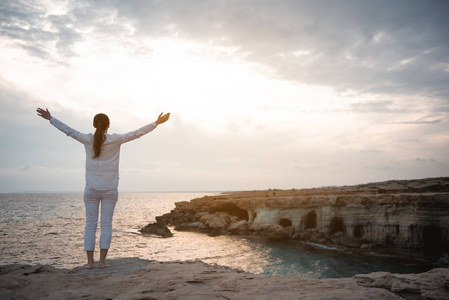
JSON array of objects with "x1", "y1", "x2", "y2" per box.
[
  {"x1": 2, "y1": 258, "x2": 449, "y2": 299},
  {"x1": 154, "y1": 177, "x2": 449, "y2": 259}
]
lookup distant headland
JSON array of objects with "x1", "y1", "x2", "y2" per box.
[{"x1": 151, "y1": 177, "x2": 449, "y2": 260}]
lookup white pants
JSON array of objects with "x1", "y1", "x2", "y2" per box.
[{"x1": 83, "y1": 188, "x2": 118, "y2": 251}]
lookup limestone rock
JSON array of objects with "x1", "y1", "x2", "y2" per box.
[
  {"x1": 155, "y1": 212, "x2": 173, "y2": 225},
  {"x1": 284, "y1": 226, "x2": 296, "y2": 238},
  {"x1": 153, "y1": 177, "x2": 449, "y2": 258},
  {"x1": 139, "y1": 222, "x2": 173, "y2": 237},
  {"x1": 261, "y1": 224, "x2": 290, "y2": 240},
  {"x1": 229, "y1": 220, "x2": 248, "y2": 231},
  {"x1": 330, "y1": 231, "x2": 345, "y2": 244},
  {"x1": 296, "y1": 230, "x2": 313, "y2": 241},
  {"x1": 438, "y1": 253, "x2": 449, "y2": 266},
  {"x1": 354, "y1": 268, "x2": 449, "y2": 300},
  {"x1": 360, "y1": 243, "x2": 377, "y2": 251},
  {"x1": 201, "y1": 213, "x2": 231, "y2": 229},
  {"x1": 1, "y1": 259, "x2": 448, "y2": 300},
  {"x1": 174, "y1": 221, "x2": 206, "y2": 232},
  {"x1": 310, "y1": 231, "x2": 327, "y2": 244},
  {"x1": 340, "y1": 236, "x2": 368, "y2": 248},
  {"x1": 291, "y1": 232, "x2": 301, "y2": 240}
]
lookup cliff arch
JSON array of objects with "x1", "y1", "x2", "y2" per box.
[
  {"x1": 329, "y1": 217, "x2": 345, "y2": 235},
  {"x1": 212, "y1": 203, "x2": 249, "y2": 221},
  {"x1": 248, "y1": 211, "x2": 257, "y2": 223},
  {"x1": 423, "y1": 225, "x2": 444, "y2": 258},
  {"x1": 279, "y1": 218, "x2": 292, "y2": 228},
  {"x1": 353, "y1": 225, "x2": 364, "y2": 238},
  {"x1": 304, "y1": 211, "x2": 317, "y2": 229}
]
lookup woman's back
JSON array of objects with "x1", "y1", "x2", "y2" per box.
[
  {"x1": 49, "y1": 118, "x2": 158, "y2": 190},
  {"x1": 81, "y1": 133, "x2": 124, "y2": 190}
]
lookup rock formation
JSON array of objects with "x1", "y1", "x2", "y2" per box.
[
  {"x1": 139, "y1": 222, "x2": 173, "y2": 237},
  {"x1": 153, "y1": 177, "x2": 449, "y2": 259},
  {"x1": 1, "y1": 258, "x2": 448, "y2": 299}
]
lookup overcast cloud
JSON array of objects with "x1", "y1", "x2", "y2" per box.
[{"x1": 0, "y1": 0, "x2": 448, "y2": 192}]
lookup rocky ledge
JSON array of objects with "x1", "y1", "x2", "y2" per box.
[
  {"x1": 152, "y1": 177, "x2": 449, "y2": 259},
  {"x1": 1, "y1": 258, "x2": 448, "y2": 299}
]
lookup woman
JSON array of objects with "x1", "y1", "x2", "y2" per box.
[{"x1": 36, "y1": 107, "x2": 170, "y2": 269}]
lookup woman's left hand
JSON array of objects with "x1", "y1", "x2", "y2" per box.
[{"x1": 156, "y1": 112, "x2": 170, "y2": 125}]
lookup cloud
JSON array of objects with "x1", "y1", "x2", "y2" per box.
[
  {"x1": 1, "y1": 0, "x2": 448, "y2": 192},
  {"x1": 415, "y1": 158, "x2": 438, "y2": 164},
  {"x1": 0, "y1": 0, "x2": 81, "y2": 58},
  {"x1": 364, "y1": 165, "x2": 394, "y2": 171},
  {"x1": 2, "y1": 0, "x2": 449, "y2": 98},
  {"x1": 349, "y1": 100, "x2": 405, "y2": 114},
  {"x1": 393, "y1": 119, "x2": 441, "y2": 125},
  {"x1": 0, "y1": 80, "x2": 86, "y2": 172},
  {"x1": 102, "y1": 0, "x2": 449, "y2": 98}
]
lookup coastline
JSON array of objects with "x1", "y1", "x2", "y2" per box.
[
  {"x1": 153, "y1": 177, "x2": 449, "y2": 260},
  {"x1": 1, "y1": 258, "x2": 448, "y2": 299}
]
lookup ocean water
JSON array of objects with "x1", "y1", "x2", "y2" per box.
[{"x1": 0, "y1": 193, "x2": 434, "y2": 278}]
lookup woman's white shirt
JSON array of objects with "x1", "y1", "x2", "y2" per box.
[{"x1": 50, "y1": 117, "x2": 157, "y2": 190}]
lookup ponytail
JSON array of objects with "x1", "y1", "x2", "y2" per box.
[{"x1": 92, "y1": 113, "x2": 110, "y2": 159}]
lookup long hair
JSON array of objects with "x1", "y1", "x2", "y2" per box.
[{"x1": 92, "y1": 113, "x2": 110, "y2": 159}]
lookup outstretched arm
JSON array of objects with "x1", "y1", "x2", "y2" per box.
[
  {"x1": 36, "y1": 107, "x2": 88, "y2": 144},
  {"x1": 36, "y1": 108, "x2": 52, "y2": 120},
  {"x1": 156, "y1": 112, "x2": 170, "y2": 125},
  {"x1": 119, "y1": 112, "x2": 171, "y2": 144}
]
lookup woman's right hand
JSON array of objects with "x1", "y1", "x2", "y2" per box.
[{"x1": 37, "y1": 108, "x2": 52, "y2": 120}]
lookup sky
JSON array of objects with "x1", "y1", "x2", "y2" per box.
[{"x1": 0, "y1": 0, "x2": 448, "y2": 193}]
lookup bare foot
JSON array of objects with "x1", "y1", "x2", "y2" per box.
[
  {"x1": 85, "y1": 262, "x2": 95, "y2": 270},
  {"x1": 98, "y1": 262, "x2": 112, "y2": 269}
]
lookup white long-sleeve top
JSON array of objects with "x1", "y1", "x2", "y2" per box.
[{"x1": 50, "y1": 117, "x2": 157, "y2": 190}]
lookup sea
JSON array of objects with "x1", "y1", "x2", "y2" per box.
[{"x1": 0, "y1": 192, "x2": 435, "y2": 279}]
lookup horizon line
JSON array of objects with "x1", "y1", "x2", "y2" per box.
[{"x1": 0, "y1": 190, "x2": 228, "y2": 194}]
